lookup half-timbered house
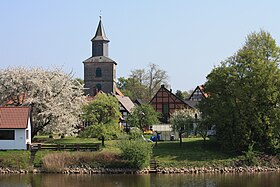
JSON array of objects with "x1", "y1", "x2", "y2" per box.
[{"x1": 150, "y1": 85, "x2": 193, "y2": 123}]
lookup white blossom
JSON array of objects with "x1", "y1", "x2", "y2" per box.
[{"x1": 0, "y1": 66, "x2": 86, "y2": 137}]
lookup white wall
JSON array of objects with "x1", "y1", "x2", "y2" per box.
[
  {"x1": 0, "y1": 129, "x2": 27, "y2": 150},
  {"x1": 152, "y1": 124, "x2": 179, "y2": 141},
  {"x1": 25, "y1": 118, "x2": 32, "y2": 146}
]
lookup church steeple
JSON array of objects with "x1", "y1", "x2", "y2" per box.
[
  {"x1": 83, "y1": 17, "x2": 117, "y2": 96},
  {"x1": 91, "y1": 16, "x2": 109, "y2": 57}
]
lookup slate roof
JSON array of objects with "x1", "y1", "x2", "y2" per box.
[
  {"x1": 134, "y1": 98, "x2": 144, "y2": 106},
  {"x1": 115, "y1": 95, "x2": 135, "y2": 113},
  {"x1": 0, "y1": 106, "x2": 30, "y2": 129},
  {"x1": 184, "y1": 100, "x2": 199, "y2": 108},
  {"x1": 91, "y1": 17, "x2": 109, "y2": 42},
  {"x1": 83, "y1": 56, "x2": 117, "y2": 65}
]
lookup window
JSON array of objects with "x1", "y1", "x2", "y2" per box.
[
  {"x1": 162, "y1": 104, "x2": 169, "y2": 123},
  {"x1": 96, "y1": 68, "x2": 102, "y2": 77},
  {"x1": 26, "y1": 130, "x2": 29, "y2": 139},
  {"x1": 96, "y1": 83, "x2": 102, "y2": 91},
  {"x1": 163, "y1": 104, "x2": 169, "y2": 115},
  {"x1": 0, "y1": 130, "x2": 15, "y2": 140}
]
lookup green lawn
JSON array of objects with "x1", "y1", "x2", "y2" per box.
[
  {"x1": 153, "y1": 138, "x2": 239, "y2": 167},
  {"x1": 0, "y1": 150, "x2": 30, "y2": 169},
  {"x1": 0, "y1": 137, "x2": 242, "y2": 169}
]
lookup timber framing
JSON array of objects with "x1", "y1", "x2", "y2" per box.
[{"x1": 149, "y1": 85, "x2": 193, "y2": 123}]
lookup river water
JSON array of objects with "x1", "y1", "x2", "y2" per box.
[{"x1": 0, "y1": 172, "x2": 279, "y2": 187}]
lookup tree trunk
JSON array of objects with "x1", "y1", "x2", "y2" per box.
[
  {"x1": 155, "y1": 131, "x2": 158, "y2": 147},
  {"x1": 101, "y1": 136, "x2": 105, "y2": 147},
  {"x1": 179, "y1": 133, "x2": 182, "y2": 147}
]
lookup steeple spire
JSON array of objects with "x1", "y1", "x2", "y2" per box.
[
  {"x1": 91, "y1": 17, "x2": 109, "y2": 57},
  {"x1": 91, "y1": 16, "x2": 109, "y2": 42},
  {"x1": 83, "y1": 16, "x2": 117, "y2": 96}
]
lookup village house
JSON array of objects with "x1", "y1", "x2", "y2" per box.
[
  {"x1": 150, "y1": 85, "x2": 194, "y2": 123},
  {"x1": 0, "y1": 106, "x2": 32, "y2": 150},
  {"x1": 149, "y1": 85, "x2": 194, "y2": 140},
  {"x1": 115, "y1": 95, "x2": 135, "y2": 131},
  {"x1": 148, "y1": 84, "x2": 212, "y2": 140}
]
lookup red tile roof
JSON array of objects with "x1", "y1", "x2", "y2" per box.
[
  {"x1": 0, "y1": 107, "x2": 30, "y2": 129},
  {"x1": 5, "y1": 93, "x2": 27, "y2": 105},
  {"x1": 198, "y1": 85, "x2": 208, "y2": 98},
  {"x1": 115, "y1": 87, "x2": 124, "y2": 96}
]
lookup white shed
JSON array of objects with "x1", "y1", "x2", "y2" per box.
[
  {"x1": 152, "y1": 124, "x2": 179, "y2": 141},
  {"x1": 0, "y1": 106, "x2": 32, "y2": 150}
]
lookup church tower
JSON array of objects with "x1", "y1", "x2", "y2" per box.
[{"x1": 83, "y1": 17, "x2": 117, "y2": 96}]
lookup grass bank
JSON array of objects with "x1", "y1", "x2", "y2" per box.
[
  {"x1": 0, "y1": 136, "x2": 279, "y2": 171},
  {"x1": 153, "y1": 138, "x2": 238, "y2": 167},
  {"x1": 0, "y1": 150, "x2": 30, "y2": 170}
]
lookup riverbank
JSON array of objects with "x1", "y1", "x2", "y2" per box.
[
  {"x1": 1, "y1": 137, "x2": 279, "y2": 175},
  {"x1": 1, "y1": 165, "x2": 280, "y2": 175}
]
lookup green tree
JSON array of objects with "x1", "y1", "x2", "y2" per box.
[
  {"x1": 175, "y1": 90, "x2": 192, "y2": 100},
  {"x1": 117, "y1": 63, "x2": 169, "y2": 102},
  {"x1": 127, "y1": 104, "x2": 159, "y2": 132},
  {"x1": 82, "y1": 93, "x2": 121, "y2": 146},
  {"x1": 196, "y1": 118, "x2": 212, "y2": 143},
  {"x1": 117, "y1": 77, "x2": 148, "y2": 101},
  {"x1": 199, "y1": 31, "x2": 280, "y2": 153},
  {"x1": 170, "y1": 109, "x2": 196, "y2": 147},
  {"x1": 145, "y1": 64, "x2": 169, "y2": 100}
]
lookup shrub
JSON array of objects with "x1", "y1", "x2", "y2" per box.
[
  {"x1": 129, "y1": 127, "x2": 143, "y2": 140},
  {"x1": 119, "y1": 140, "x2": 152, "y2": 169},
  {"x1": 41, "y1": 151, "x2": 129, "y2": 172},
  {"x1": 42, "y1": 152, "x2": 73, "y2": 172},
  {"x1": 92, "y1": 151, "x2": 128, "y2": 168},
  {"x1": 242, "y1": 143, "x2": 259, "y2": 166},
  {"x1": 71, "y1": 151, "x2": 123, "y2": 168}
]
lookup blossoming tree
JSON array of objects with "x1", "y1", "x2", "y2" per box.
[{"x1": 0, "y1": 66, "x2": 85, "y2": 138}]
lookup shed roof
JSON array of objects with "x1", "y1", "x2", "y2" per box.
[
  {"x1": 115, "y1": 95, "x2": 135, "y2": 113},
  {"x1": 0, "y1": 106, "x2": 30, "y2": 129}
]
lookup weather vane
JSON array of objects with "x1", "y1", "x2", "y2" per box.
[{"x1": 99, "y1": 10, "x2": 102, "y2": 20}]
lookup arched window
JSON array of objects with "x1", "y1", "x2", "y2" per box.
[
  {"x1": 96, "y1": 83, "x2": 102, "y2": 91},
  {"x1": 96, "y1": 68, "x2": 102, "y2": 77}
]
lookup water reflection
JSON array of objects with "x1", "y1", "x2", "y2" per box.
[{"x1": 0, "y1": 172, "x2": 279, "y2": 187}]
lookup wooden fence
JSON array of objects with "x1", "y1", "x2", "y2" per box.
[{"x1": 30, "y1": 143, "x2": 101, "y2": 151}]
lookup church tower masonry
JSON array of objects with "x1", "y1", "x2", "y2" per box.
[{"x1": 83, "y1": 17, "x2": 117, "y2": 96}]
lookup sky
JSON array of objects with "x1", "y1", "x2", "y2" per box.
[{"x1": 0, "y1": 0, "x2": 279, "y2": 91}]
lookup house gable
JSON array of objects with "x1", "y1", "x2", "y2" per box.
[
  {"x1": 0, "y1": 107, "x2": 30, "y2": 129},
  {"x1": 150, "y1": 85, "x2": 193, "y2": 123},
  {"x1": 188, "y1": 85, "x2": 208, "y2": 102},
  {"x1": 0, "y1": 106, "x2": 31, "y2": 150}
]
